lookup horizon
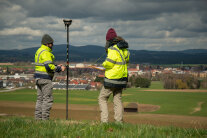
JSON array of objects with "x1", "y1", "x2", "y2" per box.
[{"x1": 1, "y1": 44, "x2": 207, "y2": 52}]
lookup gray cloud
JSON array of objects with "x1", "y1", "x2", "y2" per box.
[
  {"x1": 8, "y1": 0, "x2": 206, "y2": 20},
  {"x1": 0, "y1": 0, "x2": 206, "y2": 51}
]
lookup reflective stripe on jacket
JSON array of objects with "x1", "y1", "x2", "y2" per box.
[
  {"x1": 34, "y1": 45, "x2": 56, "y2": 80},
  {"x1": 103, "y1": 45, "x2": 130, "y2": 88}
]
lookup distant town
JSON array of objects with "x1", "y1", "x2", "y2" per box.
[{"x1": 0, "y1": 62, "x2": 207, "y2": 90}]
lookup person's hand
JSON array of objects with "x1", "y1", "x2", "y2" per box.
[
  {"x1": 57, "y1": 64, "x2": 65, "y2": 72},
  {"x1": 61, "y1": 65, "x2": 66, "y2": 71}
]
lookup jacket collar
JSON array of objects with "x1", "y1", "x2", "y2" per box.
[{"x1": 41, "y1": 44, "x2": 52, "y2": 52}]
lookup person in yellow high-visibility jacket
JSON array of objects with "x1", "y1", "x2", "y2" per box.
[
  {"x1": 34, "y1": 34, "x2": 65, "y2": 120},
  {"x1": 98, "y1": 28, "x2": 130, "y2": 123}
]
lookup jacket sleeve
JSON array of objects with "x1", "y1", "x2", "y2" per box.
[
  {"x1": 41, "y1": 51, "x2": 56, "y2": 72},
  {"x1": 124, "y1": 50, "x2": 130, "y2": 66},
  {"x1": 102, "y1": 49, "x2": 118, "y2": 69}
]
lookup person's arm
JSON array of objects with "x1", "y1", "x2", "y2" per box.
[
  {"x1": 102, "y1": 49, "x2": 118, "y2": 69},
  {"x1": 124, "y1": 49, "x2": 130, "y2": 66},
  {"x1": 41, "y1": 52, "x2": 63, "y2": 73}
]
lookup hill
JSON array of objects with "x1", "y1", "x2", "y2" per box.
[
  {"x1": 0, "y1": 117, "x2": 206, "y2": 137},
  {"x1": 0, "y1": 45, "x2": 207, "y2": 64}
]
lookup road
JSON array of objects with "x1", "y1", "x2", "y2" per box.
[{"x1": 0, "y1": 87, "x2": 26, "y2": 93}]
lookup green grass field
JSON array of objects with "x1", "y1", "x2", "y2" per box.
[
  {"x1": 123, "y1": 88, "x2": 207, "y2": 116},
  {"x1": 0, "y1": 117, "x2": 206, "y2": 138},
  {"x1": 0, "y1": 81, "x2": 207, "y2": 117},
  {"x1": 149, "y1": 81, "x2": 164, "y2": 89},
  {"x1": 0, "y1": 82, "x2": 207, "y2": 137}
]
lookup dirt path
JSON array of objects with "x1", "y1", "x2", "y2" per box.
[
  {"x1": 0, "y1": 101, "x2": 207, "y2": 129},
  {"x1": 190, "y1": 102, "x2": 205, "y2": 114},
  {"x1": 0, "y1": 87, "x2": 26, "y2": 93}
]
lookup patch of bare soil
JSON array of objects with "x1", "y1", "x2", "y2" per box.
[
  {"x1": 123, "y1": 102, "x2": 160, "y2": 112},
  {"x1": 139, "y1": 104, "x2": 160, "y2": 112},
  {"x1": 0, "y1": 101, "x2": 207, "y2": 129},
  {"x1": 144, "y1": 89, "x2": 207, "y2": 92}
]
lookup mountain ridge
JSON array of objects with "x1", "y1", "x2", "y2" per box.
[{"x1": 0, "y1": 45, "x2": 207, "y2": 64}]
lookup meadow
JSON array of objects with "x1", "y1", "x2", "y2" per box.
[
  {"x1": 0, "y1": 81, "x2": 207, "y2": 137},
  {"x1": 0, "y1": 117, "x2": 206, "y2": 138},
  {"x1": 0, "y1": 81, "x2": 206, "y2": 117}
]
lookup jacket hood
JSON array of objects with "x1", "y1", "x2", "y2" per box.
[
  {"x1": 117, "y1": 40, "x2": 128, "y2": 49},
  {"x1": 109, "y1": 36, "x2": 128, "y2": 49},
  {"x1": 41, "y1": 44, "x2": 52, "y2": 52}
]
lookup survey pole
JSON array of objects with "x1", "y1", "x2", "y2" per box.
[{"x1": 63, "y1": 19, "x2": 72, "y2": 120}]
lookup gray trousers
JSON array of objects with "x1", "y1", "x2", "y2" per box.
[
  {"x1": 35, "y1": 79, "x2": 53, "y2": 120},
  {"x1": 98, "y1": 86, "x2": 123, "y2": 123}
]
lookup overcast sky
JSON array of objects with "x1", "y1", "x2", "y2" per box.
[{"x1": 0, "y1": 0, "x2": 206, "y2": 51}]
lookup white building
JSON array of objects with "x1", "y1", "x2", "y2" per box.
[{"x1": 75, "y1": 63, "x2": 85, "y2": 68}]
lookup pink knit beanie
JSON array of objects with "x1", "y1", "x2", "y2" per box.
[{"x1": 106, "y1": 28, "x2": 117, "y2": 41}]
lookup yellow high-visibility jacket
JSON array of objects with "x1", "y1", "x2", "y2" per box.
[
  {"x1": 103, "y1": 44, "x2": 130, "y2": 88},
  {"x1": 34, "y1": 45, "x2": 61, "y2": 80}
]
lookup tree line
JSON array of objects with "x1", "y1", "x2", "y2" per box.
[{"x1": 127, "y1": 73, "x2": 207, "y2": 89}]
